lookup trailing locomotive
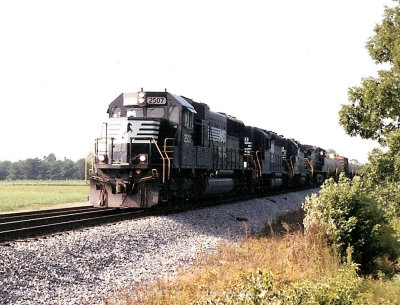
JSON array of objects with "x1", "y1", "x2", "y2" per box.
[{"x1": 86, "y1": 90, "x2": 360, "y2": 208}]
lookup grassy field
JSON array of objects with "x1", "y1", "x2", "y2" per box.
[
  {"x1": 0, "y1": 180, "x2": 87, "y2": 186},
  {"x1": 0, "y1": 180, "x2": 89, "y2": 212}
]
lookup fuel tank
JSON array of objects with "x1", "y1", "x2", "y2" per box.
[{"x1": 204, "y1": 178, "x2": 234, "y2": 195}]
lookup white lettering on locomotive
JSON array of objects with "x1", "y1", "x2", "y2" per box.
[
  {"x1": 183, "y1": 134, "x2": 192, "y2": 144},
  {"x1": 147, "y1": 97, "x2": 167, "y2": 105},
  {"x1": 244, "y1": 137, "x2": 253, "y2": 156},
  {"x1": 208, "y1": 126, "x2": 226, "y2": 143}
]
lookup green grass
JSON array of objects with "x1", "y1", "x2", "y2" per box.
[
  {"x1": 0, "y1": 180, "x2": 87, "y2": 186},
  {"x1": 0, "y1": 181, "x2": 89, "y2": 212},
  {"x1": 363, "y1": 276, "x2": 400, "y2": 304}
]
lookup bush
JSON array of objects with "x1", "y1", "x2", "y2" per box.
[
  {"x1": 194, "y1": 264, "x2": 373, "y2": 305},
  {"x1": 372, "y1": 182, "x2": 400, "y2": 220},
  {"x1": 303, "y1": 174, "x2": 390, "y2": 271},
  {"x1": 287, "y1": 263, "x2": 369, "y2": 305}
]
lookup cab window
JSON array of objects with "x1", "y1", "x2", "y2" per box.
[
  {"x1": 127, "y1": 108, "x2": 144, "y2": 117},
  {"x1": 147, "y1": 107, "x2": 165, "y2": 118},
  {"x1": 112, "y1": 107, "x2": 121, "y2": 118}
]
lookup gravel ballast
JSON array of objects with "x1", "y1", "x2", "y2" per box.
[{"x1": 0, "y1": 189, "x2": 318, "y2": 304}]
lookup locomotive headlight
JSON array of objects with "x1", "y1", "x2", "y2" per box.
[
  {"x1": 139, "y1": 154, "x2": 147, "y2": 162},
  {"x1": 98, "y1": 154, "x2": 107, "y2": 162},
  {"x1": 138, "y1": 92, "x2": 146, "y2": 106}
]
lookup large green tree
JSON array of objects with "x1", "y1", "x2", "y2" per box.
[
  {"x1": 339, "y1": 1, "x2": 400, "y2": 142},
  {"x1": 339, "y1": 0, "x2": 400, "y2": 224}
]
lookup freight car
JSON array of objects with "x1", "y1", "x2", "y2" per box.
[{"x1": 86, "y1": 90, "x2": 360, "y2": 208}]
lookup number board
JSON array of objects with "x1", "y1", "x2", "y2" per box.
[{"x1": 147, "y1": 97, "x2": 166, "y2": 105}]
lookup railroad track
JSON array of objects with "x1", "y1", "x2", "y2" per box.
[
  {"x1": 0, "y1": 206, "x2": 148, "y2": 243},
  {"x1": 0, "y1": 186, "x2": 317, "y2": 244}
]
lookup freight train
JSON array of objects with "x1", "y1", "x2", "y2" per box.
[{"x1": 86, "y1": 90, "x2": 361, "y2": 208}]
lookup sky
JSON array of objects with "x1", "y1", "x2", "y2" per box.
[{"x1": 0, "y1": 0, "x2": 395, "y2": 163}]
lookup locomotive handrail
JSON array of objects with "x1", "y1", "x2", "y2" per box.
[
  {"x1": 163, "y1": 138, "x2": 175, "y2": 152},
  {"x1": 163, "y1": 138, "x2": 175, "y2": 181},
  {"x1": 249, "y1": 155, "x2": 258, "y2": 177},
  {"x1": 286, "y1": 156, "x2": 295, "y2": 179},
  {"x1": 290, "y1": 156, "x2": 295, "y2": 177},
  {"x1": 307, "y1": 159, "x2": 314, "y2": 176},
  {"x1": 255, "y1": 150, "x2": 262, "y2": 178},
  {"x1": 84, "y1": 151, "x2": 95, "y2": 184},
  {"x1": 95, "y1": 137, "x2": 115, "y2": 164},
  {"x1": 151, "y1": 138, "x2": 167, "y2": 184}
]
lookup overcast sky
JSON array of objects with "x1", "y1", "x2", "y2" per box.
[{"x1": 0, "y1": 0, "x2": 394, "y2": 163}]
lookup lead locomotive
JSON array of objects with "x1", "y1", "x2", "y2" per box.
[{"x1": 87, "y1": 90, "x2": 359, "y2": 208}]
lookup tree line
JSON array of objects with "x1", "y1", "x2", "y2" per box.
[{"x1": 0, "y1": 154, "x2": 85, "y2": 180}]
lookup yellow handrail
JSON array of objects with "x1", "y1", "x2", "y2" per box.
[
  {"x1": 163, "y1": 138, "x2": 175, "y2": 180},
  {"x1": 84, "y1": 151, "x2": 95, "y2": 184},
  {"x1": 307, "y1": 160, "x2": 314, "y2": 176},
  {"x1": 151, "y1": 138, "x2": 167, "y2": 183},
  {"x1": 255, "y1": 150, "x2": 262, "y2": 178}
]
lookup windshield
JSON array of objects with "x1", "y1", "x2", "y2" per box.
[
  {"x1": 127, "y1": 108, "x2": 144, "y2": 117},
  {"x1": 147, "y1": 107, "x2": 165, "y2": 118}
]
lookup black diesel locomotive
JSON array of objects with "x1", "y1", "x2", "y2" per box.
[{"x1": 87, "y1": 90, "x2": 360, "y2": 208}]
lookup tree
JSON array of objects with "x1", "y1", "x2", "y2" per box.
[
  {"x1": 43, "y1": 153, "x2": 57, "y2": 162},
  {"x1": 339, "y1": 1, "x2": 400, "y2": 142},
  {"x1": 307, "y1": 1, "x2": 400, "y2": 274},
  {"x1": 61, "y1": 159, "x2": 76, "y2": 179},
  {"x1": 23, "y1": 158, "x2": 42, "y2": 180},
  {"x1": 0, "y1": 154, "x2": 87, "y2": 180},
  {"x1": 49, "y1": 160, "x2": 63, "y2": 180},
  {"x1": 74, "y1": 158, "x2": 85, "y2": 180},
  {"x1": 0, "y1": 161, "x2": 11, "y2": 180},
  {"x1": 38, "y1": 161, "x2": 50, "y2": 179},
  {"x1": 8, "y1": 161, "x2": 24, "y2": 180}
]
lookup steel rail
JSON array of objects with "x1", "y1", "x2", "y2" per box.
[
  {"x1": 0, "y1": 206, "x2": 98, "y2": 223},
  {"x1": 0, "y1": 207, "x2": 147, "y2": 243},
  {"x1": 0, "y1": 206, "x2": 95, "y2": 220}
]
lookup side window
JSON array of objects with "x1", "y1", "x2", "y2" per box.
[
  {"x1": 183, "y1": 111, "x2": 193, "y2": 128},
  {"x1": 112, "y1": 107, "x2": 121, "y2": 118},
  {"x1": 168, "y1": 106, "x2": 180, "y2": 123},
  {"x1": 265, "y1": 139, "x2": 271, "y2": 149}
]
